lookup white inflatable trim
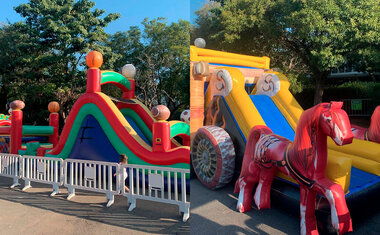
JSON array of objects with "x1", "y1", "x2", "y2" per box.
[
  {"x1": 256, "y1": 73, "x2": 280, "y2": 97},
  {"x1": 213, "y1": 69, "x2": 233, "y2": 96}
]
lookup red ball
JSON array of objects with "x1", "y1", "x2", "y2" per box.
[
  {"x1": 10, "y1": 100, "x2": 25, "y2": 110},
  {"x1": 151, "y1": 105, "x2": 170, "y2": 121}
]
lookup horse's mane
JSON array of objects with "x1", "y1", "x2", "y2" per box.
[
  {"x1": 290, "y1": 103, "x2": 328, "y2": 171},
  {"x1": 369, "y1": 106, "x2": 380, "y2": 142},
  {"x1": 293, "y1": 104, "x2": 325, "y2": 150}
]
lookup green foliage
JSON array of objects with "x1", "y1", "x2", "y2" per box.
[
  {"x1": 0, "y1": 0, "x2": 189, "y2": 125},
  {"x1": 192, "y1": 0, "x2": 380, "y2": 104},
  {"x1": 295, "y1": 81, "x2": 380, "y2": 109},
  {"x1": 0, "y1": 0, "x2": 120, "y2": 124},
  {"x1": 286, "y1": 73, "x2": 303, "y2": 95},
  {"x1": 107, "y1": 18, "x2": 190, "y2": 118}
]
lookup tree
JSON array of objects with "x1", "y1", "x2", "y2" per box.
[
  {"x1": 107, "y1": 18, "x2": 190, "y2": 119},
  {"x1": 192, "y1": 0, "x2": 380, "y2": 104},
  {"x1": 0, "y1": 0, "x2": 120, "y2": 124}
]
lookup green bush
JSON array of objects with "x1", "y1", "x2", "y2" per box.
[{"x1": 295, "y1": 81, "x2": 380, "y2": 109}]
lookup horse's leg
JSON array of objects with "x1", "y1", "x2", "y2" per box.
[
  {"x1": 235, "y1": 161, "x2": 260, "y2": 212},
  {"x1": 314, "y1": 178, "x2": 352, "y2": 234},
  {"x1": 300, "y1": 186, "x2": 318, "y2": 235},
  {"x1": 254, "y1": 166, "x2": 277, "y2": 209}
]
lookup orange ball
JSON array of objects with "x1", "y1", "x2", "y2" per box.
[
  {"x1": 48, "y1": 101, "x2": 60, "y2": 113},
  {"x1": 10, "y1": 100, "x2": 25, "y2": 110},
  {"x1": 86, "y1": 51, "x2": 103, "y2": 68},
  {"x1": 151, "y1": 105, "x2": 170, "y2": 121}
]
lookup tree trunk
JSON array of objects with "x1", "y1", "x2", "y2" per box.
[{"x1": 313, "y1": 72, "x2": 328, "y2": 105}]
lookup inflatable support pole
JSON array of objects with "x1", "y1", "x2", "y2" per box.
[
  {"x1": 48, "y1": 101, "x2": 61, "y2": 147},
  {"x1": 151, "y1": 105, "x2": 171, "y2": 152},
  {"x1": 86, "y1": 51, "x2": 103, "y2": 93},
  {"x1": 153, "y1": 121, "x2": 171, "y2": 152},
  {"x1": 49, "y1": 113, "x2": 59, "y2": 147},
  {"x1": 122, "y1": 79, "x2": 135, "y2": 99},
  {"x1": 10, "y1": 100, "x2": 25, "y2": 154}
]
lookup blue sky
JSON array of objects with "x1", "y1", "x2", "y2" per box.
[
  {"x1": 191, "y1": 0, "x2": 206, "y2": 24},
  {"x1": 0, "y1": 0, "x2": 190, "y2": 34}
]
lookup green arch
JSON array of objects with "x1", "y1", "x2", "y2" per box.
[
  {"x1": 101, "y1": 71, "x2": 131, "y2": 91},
  {"x1": 170, "y1": 122, "x2": 190, "y2": 139}
]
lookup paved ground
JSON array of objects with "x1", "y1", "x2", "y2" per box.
[
  {"x1": 0, "y1": 176, "x2": 189, "y2": 235},
  {"x1": 190, "y1": 179, "x2": 380, "y2": 235}
]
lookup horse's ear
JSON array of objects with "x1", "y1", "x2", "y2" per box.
[{"x1": 330, "y1": 101, "x2": 343, "y2": 110}]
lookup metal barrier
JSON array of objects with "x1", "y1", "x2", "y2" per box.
[
  {"x1": 21, "y1": 155, "x2": 64, "y2": 196},
  {"x1": 0, "y1": 155, "x2": 191, "y2": 221},
  {"x1": 120, "y1": 164, "x2": 190, "y2": 222},
  {"x1": 64, "y1": 159, "x2": 120, "y2": 207},
  {"x1": 0, "y1": 153, "x2": 21, "y2": 188}
]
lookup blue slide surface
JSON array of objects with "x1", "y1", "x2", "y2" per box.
[
  {"x1": 250, "y1": 95, "x2": 295, "y2": 141},
  {"x1": 124, "y1": 116, "x2": 152, "y2": 146}
]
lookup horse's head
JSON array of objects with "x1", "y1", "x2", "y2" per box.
[
  {"x1": 369, "y1": 105, "x2": 380, "y2": 142},
  {"x1": 320, "y1": 101, "x2": 353, "y2": 146}
]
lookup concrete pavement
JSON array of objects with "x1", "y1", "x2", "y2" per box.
[
  {"x1": 190, "y1": 179, "x2": 380, "y2": 235},
  {"x1": 0, "y1": 176, "x2": 189, "y2": 235}
]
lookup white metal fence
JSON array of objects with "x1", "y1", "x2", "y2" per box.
[
  {"x1": 21, "y1": 156, "x2": 63, "y2": 196},
  {"x1": 64, "y1": 159, "x2": 120, "y2": 207},
  {"x1": 0, "y1": 154, "x2": 21, "y2": 188},
  {"x1": 120, "y1": 164, "x2": 190, "y2": 222},
  {"x1": 0, "y1": 154, "x2": 190, "y2": 222}
]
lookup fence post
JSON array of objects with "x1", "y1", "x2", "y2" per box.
[
  {"x1": 50, "y1": 160, "x2": 60, "y2": 196},
  {"x1": 22, "y1": 157, "x2": 32, "y2": 191},
  {"x1": 11, "y1": 155, "x2": 21, "y2": 188},
  {"x1": 106, "y1": 164, "x2": 114, "y2": 207},
  {"x1": 180, "y1": 171, "x2": 190, "y2": 222},
  {"x1": 67, "y1": 161, "x2": 75, "y2": 200},
  {"x1": 128, "y1": 166, "x2": 136, "y2": 211}
]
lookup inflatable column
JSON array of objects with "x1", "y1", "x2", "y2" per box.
[
  {"x1": 190, "y1": 38, "x2": 210, "y2": 143},
  {"x1": 121, "y1": 64, "x2": 136, "y2": 99},
  {"x1": 10, "y1": 100, "x2": 25, "y2": 154},
  {"x1": 48, "y1": 101, "x2": 60, "y2": 147},
  {"x1": 86, "y1": 51, "x2": 103, "y2": 93},
  {"x1": 151, "y1": 105, "x2": 171, "y2": 152}
]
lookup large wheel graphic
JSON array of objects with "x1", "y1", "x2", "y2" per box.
[{"x1": 191, "y1": 126, "x2": 235, "y2": 189}]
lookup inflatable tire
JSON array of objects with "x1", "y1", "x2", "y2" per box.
[{"x1": 191, "y1": 126, "x2": 235, "y2": 189}]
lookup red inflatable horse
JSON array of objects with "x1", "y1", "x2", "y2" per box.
[
  {"x1": 235, "y1": 102, "x2": 354, "y2": 235},
  {"x1": 352, "y1": 105, "x2": 380, "y2": 143}
]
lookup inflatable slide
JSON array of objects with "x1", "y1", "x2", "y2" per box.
[
  {"x1": 4, "y1": 51, "x2": 190, "y2": 171},
  {"x1": 190, "y1": 45, "x2": 380, "y2": 214}
]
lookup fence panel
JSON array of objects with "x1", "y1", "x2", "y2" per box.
[
  {"x1": 21, "y1": 155, "x2": 64, "y2": 196},
  {"x1": 0, "y1": 153, "x2": 21, "y2": 188},
  {"x1": 64, "y1": 159, "x2": 120, "y2": 207},
  {"x1": 120, "y1": 164, "x2": 190, "y2": 222},
  {"x1": 0, "y1": 156, "x2": 191, "y2": 221}
]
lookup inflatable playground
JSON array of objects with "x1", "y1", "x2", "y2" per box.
[
  {"x1": 190, "y1": 39, "x2": 380, "y2": 234},
  {"x1": 0, "y1": 113, "x2": 11, "y2": 126},
  {"x1": 0, "y1": 51, "x2": 190, "y2": 171}
]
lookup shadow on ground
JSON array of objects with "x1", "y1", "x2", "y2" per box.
[
  {"x1": 190, "y1": 179, "x2": 299, "y2": 234},
  {"x1": 190, "y1": 179, "x2": 380, "y2": 235},
  {"x1": 0, "y1": 176, "x2": 189, "y2": 234}
]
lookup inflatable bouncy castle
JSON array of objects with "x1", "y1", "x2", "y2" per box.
[
  {"x1": 190, "y1": 39, "x2": 380, "y2": 234},
  {"x1": 352, "y1": 105, "x2": 380, "y2": 144},
  {"x1": 0, "y1": 51, "x2": 190, "y2": 171},
  {"x1": 0, "y1": 100, "x2": 59, "y2": 155},
  {"x1": 0, "y1": 113, "x2": 11, "y2": 126}
]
